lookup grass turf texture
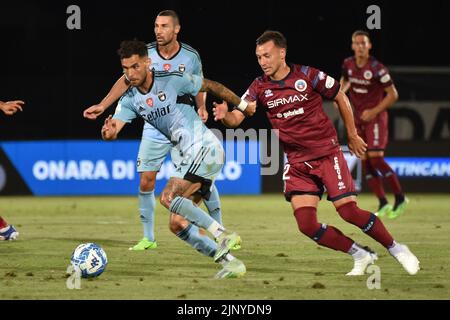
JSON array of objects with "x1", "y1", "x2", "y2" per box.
[{"x1": 1, "y1": 194, "x2": 449, "y2": 299}]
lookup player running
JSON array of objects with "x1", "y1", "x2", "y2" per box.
[
  {"x1": 97, "y1": 40, "x2": 254, "y2": 278},
  {"x1": 340, "y1": 30, "x2": 407, "y2": 219},
  {"x1": 213, "y1": 30, "x2": 419, "y2": 276}
]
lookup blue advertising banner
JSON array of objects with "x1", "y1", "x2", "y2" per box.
[
  {"x1": 386, "y1": 157, "x2": 450, "y2": 178},
  {"x1": 0, "y1": 140, "x2": 261, "y2": 195}
]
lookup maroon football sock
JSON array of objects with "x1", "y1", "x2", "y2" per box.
[
  {"x1": 337, "y1": 201, "x2": 394, "y2": 248},
  {"x1": 369, "y1": 157, "x2": 403, "y2": 196},
  {"x1": 363, "y1": 160, "x2": 387, "y2": 201},
  {"x1": 294, "y1": 207, "x2": 353, "y2": 253},
  {"x1": 0, "y1": 217, "x2": 8, "y2": 229}
]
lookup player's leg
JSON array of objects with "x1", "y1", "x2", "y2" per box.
[
  {"x1": 203, "y1": 183, "x2": 222, "y2": 224},
  {"x1": 323, "y1": 151, "x2": 419, "y2": 275},
  {"x1": 0, "y1": 216, "x2": 19, "y2": 241},
  {"x1": 130, "y1": 138, "x2": 171, "y2": 250},
  {"x1": 367, "y1": 151, "x2": 407, "y2": 219},
  {"x1": 285, "y1": 161, "x2": 373, "y2": 275},
  {"x1": 366, "y1": 116, "x2": 407, "y2": 218}
]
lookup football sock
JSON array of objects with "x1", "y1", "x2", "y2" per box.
[
  {"x1": 369, "y1": 157, "x2": 403, "y2": 195},
  {"x1": 337, "y1": 201, "x2": 394, "y2": 248},
  {"x1": 0, "y1": 217, "x2": 8, "y2": 229},
  {"x1": 348, "y1": 243, "x2": 370, "y2": 259},
  {"x1": 294, "y1": 207, "x2": 353, "y2": 253},
  {"x1": 169, "y1": 196, "x2": 222, "y2": 235},
  {"x1": 394, "y1": 194, "x2": 406, "y2": 210},
  {"x1": 139, "y1": 190, "x2": 155, "y2": 242},
  {"x1": 364, "y1": 160, "x2": 386, "y2": 201},
  {"x1": 203, "y1": 184, "x2": 222, "y2": 225},
  {"x1": 387, "y1": 241, "x2": 403, "y2": 256},
  {"x1": 176, "y1": 224, "x2": 217, "y2": 257}
]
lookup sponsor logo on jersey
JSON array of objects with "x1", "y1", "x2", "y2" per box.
[
  {"x1": 178, "y1": 64, "x2": 186, "y2": 72},
  {"x1": 163, "y1": 63, "x2": 171, "y2": 71},
  {"x1": 276, "y1": 107, "x2": 305, "y2": 119},
  {"x1": 325, "y1": 76, "x2": 335, "y2": 89},
  {"x1": 349, "y1": 77, "x2": 371, "y2": 85},
  {"x1": 294, "y1": 79, "x2": 308, "y2": 92},
  {"x1": 264, "y1": 89, "x2": 273, "y2": 98},
  {"x1": 145, "y1": 104, "x2": 171, "y2": 121},
  {"x1": 158, "y1": 91, "x2": 167, "y2": 101},
  {"x1": 146, "y1": 98, "x2": 154, "y2": 107},
  {"x1": 352, "y1": 87, "x2": 368, "y2": 94},
  {"x1": 267, "y1": 94, "x2": 308, "y2": 109},
  {"x1": 364, "y1": 70, "x2": 373, "y2": 80},
  {"x1": 380, "y1": 74, "x2": 391, "y2": 84}
]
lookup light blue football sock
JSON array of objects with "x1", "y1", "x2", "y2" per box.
[
  {"x1": 169, "y1": 196, "x2": 216, "y2": 230},
  {"x1": 176, "y1": 224, "x2": 217, "y2": 257},
  {"x1": 139, "y1": 190, "x2": 155, "y2": 242},
  {"x1": 203, "y1": 184, "x2": 222, "y2": 225}
]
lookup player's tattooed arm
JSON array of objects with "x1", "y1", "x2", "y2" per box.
[
  {"x1": 200, "y1": 79, "x2": 255, "y2": 117},
  {"x1": 334, "y1": 90, "x2": 367, "y2": 158},
  {"x1": 212, "y1": 101, "x2": 246, "y2": 128},
  {"x1": 101, "y1": 115, "x2": 126, "y2": 141},
  {"x1": 84, "y1": 75, "x2": 130, "y2": 120}
]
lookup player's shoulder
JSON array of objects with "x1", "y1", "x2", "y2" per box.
[
  {"x1": 180, "y1": 42, "x2": 201, "y2": 60},
  {"x1": 369, "y1": 56, "x2": 387, "y2": 69},
  {"x1": 154, "y1": 70, "x2": 184, "y2": 79},
  {"x1": 343, "y1": 56, "x2": 355, "y2": 67},
  {"x1": 147, "y1": 41, "x2": 157, "y2": 52},
  {"x1": 119, "y1": 88, "x2": 135, "y2": 105}
]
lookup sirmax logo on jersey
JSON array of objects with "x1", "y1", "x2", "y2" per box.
[
  {"x1": 294, "y1": 79, "x2": 307, "y2": 92},
  {"x1": 145, "y1": 105, "x2": 171, "y2": 121},
  {"x1": 157, "y1": 91, "x2": 167, "y2": 101},
  {"x1": 178, "y1": 64, "x2": 186, "y2": 72},
  {"x1": 267, "y1": 94, "x2": 308, "y2": 109}
]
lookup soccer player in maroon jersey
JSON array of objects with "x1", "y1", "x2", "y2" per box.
[
  {"x1": 0, "y1": 99, "x2": 24, "y2": 240},
  {"x1": 213, "y1": 30, "x2": 419, "y2": 275},
  {"x1": 340, "y1": 30, "x2": 407, "y2": 219}
]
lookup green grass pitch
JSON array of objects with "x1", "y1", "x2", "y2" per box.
[{"x1": 1, "y1": 194, "x2": 449, "y2": 299}]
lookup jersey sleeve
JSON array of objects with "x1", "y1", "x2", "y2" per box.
[
  {"x1": 112, "y1": 95, "x2": 138, "y2": 123},
  {"x1": 191, "y1": 54, "x2": 204, "y2": 78},
  {"x1": 171, "y1": 72, "x2": 203, "y2": 97},
  {"x1": 375, "y1": 63, "x2": 394, "y2": 88},
  {"x1": 309, "y1": 67, "x2": 341, "y2": 100},
  {"x1": 241, "y1": 78, "x2": 259, "y2": 103}
]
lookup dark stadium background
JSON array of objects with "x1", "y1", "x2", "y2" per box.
[{"x1": 1, "y1": 0, "x2": 449, "y2": 140}]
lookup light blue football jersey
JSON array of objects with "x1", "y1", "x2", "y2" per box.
[
  {"x1": 113, "y1": 71, "x2": 216, "y2": 161},
  {"x1": 141, "y1": 42, "x2": 204, "y2": 142}
]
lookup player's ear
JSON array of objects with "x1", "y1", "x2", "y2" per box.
[
  {"x1": 280, "y1": 48, "x2": 286, "y2": 60},
  {"x1": 174, "y1": 24, "x2": 181, "y2": 36}
]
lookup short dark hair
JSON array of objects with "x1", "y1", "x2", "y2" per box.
[
  {"x1": 157, "y1": 10, "x2": 180, "y2": 25},
  {"x1": 352, "y1": 30, "x2": 371, "y2": 41},
  {"x1": 117, "y1": 40, "x2": 148, "y2": 59},
  {"x1": 256, "y1": 30, "x2": 287, "y2": 49}
]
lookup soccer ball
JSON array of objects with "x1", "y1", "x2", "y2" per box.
[{"x1": 70, "y1": 243, "x2": 108, "y2": 278}]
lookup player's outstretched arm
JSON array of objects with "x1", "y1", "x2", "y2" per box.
[
  {"x1": 212, "y1": 101, "x2": 246, "y2": 128},
  {"x1": 101, "y1": 115, "x2": 126, "y2": 141},
  {"x1": 200, "y1": 79, "x2": 256, "y2": 117},
  {"x1": 0, "y1": 100, "x2": 25, "y2": 116},
  {"x1": 360, "y1": 84, "x2": 398, "y2": 122},
  {"x1": 195, "y1": 92, "x2": 208, "y2": 123},
  {"x1": 334, "y1": 90, "x2": 367, "y2": 158},
  {"x1": 84, "y1": 75, "x2": 130, "y2": 120}
]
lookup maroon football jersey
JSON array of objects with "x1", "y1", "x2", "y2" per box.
[
  {"x1": 341, "y1": 56, "x2": 393, "y2": 121},
  {"x1": 243, "y1": 64, "x2": 341, "y2": 163}
]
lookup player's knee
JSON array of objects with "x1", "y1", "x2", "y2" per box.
[
  {"x1": 159, "y1": 194, "x2": 171, "y2": 209},
  {"x1": 140, "y1": 172, "x2": 156, "y2": 192},
  {"x1": 169, "y1": 215, "x2": 189, "y2": 234},
  {"x1": 293, "y1": 207, "x2": 321, "y2": 238}
]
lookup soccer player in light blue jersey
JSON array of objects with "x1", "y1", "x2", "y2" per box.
[
  {"x1": 96, "y1": 40, "x2": 255, "y2": 278},
  {"x1": 84, "y1": 10, "x2": 226, "y2": 252}
]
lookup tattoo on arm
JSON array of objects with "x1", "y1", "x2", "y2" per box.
[{"x1": 201, "y1": 79, "x2": 241, "y2": 106}]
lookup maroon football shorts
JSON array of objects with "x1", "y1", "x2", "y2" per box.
[
  {"x1": 356, "y1": 112, "x2": 388, "y2": 151},
  {"x1": 283, "y1": 149, "x2": 357, "y2": 202}
]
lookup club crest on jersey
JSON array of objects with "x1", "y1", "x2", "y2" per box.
[
  {"x1": 178, "y1": 64, "x2": 186, "y2": 72},
  {"x1": 294, "y1": 79, "x2": 307, "y2": 92},
  {"x1": 364, "y1": 70, "x2": 373, "y2": 80},
  {"x1": 325, "y1": 76, "x2": 335, "y2": 89},
  {"x1": 146, "y1": 98, "x2": 154, "y2": 107},
  {"x1": 163, "y1": 63, "x2": 171, "y2": 71},
  {"x1": 157, "y1": 91, "x2": 166, "y2": 101},
  {"x1": 264, "y1": 89, "x2": 273, "y2": 97}
]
